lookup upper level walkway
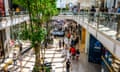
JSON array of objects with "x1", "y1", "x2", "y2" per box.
[
  {"x1": 0, "y1": 11, "x2": 119, "y2": 59},
  {"x1": 52, "y1": 12, "x2": 120, "y2": 59},
  {"x1": 0, "y1": 11, "x2": 29, "y2": 30}
]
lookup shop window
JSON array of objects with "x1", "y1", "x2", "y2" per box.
[{"x1": 101, "y1": 47, "x2": 120, "y2": 72}]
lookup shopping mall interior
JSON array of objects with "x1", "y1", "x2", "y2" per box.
[{"x1": 0, "y1": 0, "x2": 120, "y2": 72}]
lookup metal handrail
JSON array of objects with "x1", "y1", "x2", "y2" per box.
[
  {"x1": 0, "y1": 11, "x2": 28, "y2": 17},
  {"x1": 59, "y1": 11, "x2": 120, "y2": 15}
]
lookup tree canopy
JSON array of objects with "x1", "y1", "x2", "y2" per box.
[{"x1": 13, "y1": 0, "x2": 59, "y2": 43}]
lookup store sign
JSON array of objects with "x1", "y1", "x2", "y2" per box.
[{"x1": 94, "y1": 41, "x2": 101, "y2": 49}]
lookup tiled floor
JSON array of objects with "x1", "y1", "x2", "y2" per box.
[
  {"x1": 6, "y1": 38, "x2": 101, "y2": 72},
  {"x1": 71, "y1": 53, "x2": 101, "y2": 72},
  {"x1": 8, "y1": 49, "x2": 35, "y2": 72}
]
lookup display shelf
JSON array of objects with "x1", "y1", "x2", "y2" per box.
[
  {"x1": 114, "y1": 60, "x2": 120, "y2": 65},
  {"x1": 111, "y1": 58, "x2": 120, "y2": 72},
  {"x1": 101, "y1": 56, "x2": 113, "y2": 72}
]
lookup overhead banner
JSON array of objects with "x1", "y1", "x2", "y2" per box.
[{"x1": 56, "y1": 0, "x2": 66, "y2": 8}]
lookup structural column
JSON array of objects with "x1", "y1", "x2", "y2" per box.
[
  {"x1": 4, "y1": 0, "x2": 10, "y2": 16},
  {"x1": 116, "y1": 1, "x2": 120, "y2": 40},
  {"x1": 85, "y1": 31, "x2": 90, "y2": 54},
  {"x1": 4, "y1": 27, "x2": 11, "y2": 58}
]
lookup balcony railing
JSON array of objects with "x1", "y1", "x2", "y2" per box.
[
  {"x1": 0, "y1": 11, "x2": 29, "y2": 30},
  {"x1": 58, "y1": 11, "x2": 120, "y2": 41}
]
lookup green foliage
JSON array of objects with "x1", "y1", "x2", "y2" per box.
[
  {"x1": 19, "y1": 29, "x2": 30, "y2": 40},
  {"x1": 14, "y1": 0, "x2": 59, "y2": 69},
  {"x1": 13, "y1": 0, "x2": 58, "y2": 43},
  {"x1": 30, "y1": 26, "x2": 47, "y2": 47},
  {"x1": 13, "y1": 0, "x2": 59, "y2": 18},
  {"x1": 19, "y1": 25, "x2": 47, "y2": 47},
  {"x1": 33, "y1": 66, "x2": 40, "y2": 72}
]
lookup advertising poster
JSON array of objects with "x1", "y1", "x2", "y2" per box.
[{"x1": 0, "y1": 0, "x2": 5, "y2": 16}]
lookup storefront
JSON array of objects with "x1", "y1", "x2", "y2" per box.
[
  {"x1": 88, "y1": 34, "x2": 102, "y2": 64},
  {"x1": 0, "y1": 29, "x2": 6, "y2": 63},
  {"x1": 101, "y1": 47, "x2": 120, "y2": 72}
]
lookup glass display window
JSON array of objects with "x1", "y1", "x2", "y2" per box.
[{"x1": 102, "y1": 47, "x2": 120, "y2": 72}]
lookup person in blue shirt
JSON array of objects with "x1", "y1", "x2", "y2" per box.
[{"x1": 117, "y1": 7, "x2": 120, "y2": 13}]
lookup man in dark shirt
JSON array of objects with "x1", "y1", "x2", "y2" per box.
[{"x1": 66, "y1": 59, "x2": 71, "y2": 72}]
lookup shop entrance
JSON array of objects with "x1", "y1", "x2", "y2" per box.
[{"x1": 88, "y1": 34, "x2": 102, "y2": 64}]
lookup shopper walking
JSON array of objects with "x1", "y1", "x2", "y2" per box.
[
  {"x1": 64, "y1": 36, "x2": 69, "y2": 48},
  {"x1": 70, "y1": 45, "x2": 76, "y2": 60},
  {"x1": 13, "y1": 52, "x2": 17, "y2": 65},
  {"x1": 76, "y1": 49, "x2": 80, "y2": 60},
  {"x1": 54, "y1": 36, "x2": 58, "y2": 48},
  {"x1": 62, "y1": 39, "x2": 64, "y2": 48},
  {"x1": 66, "y1": 48, "x2": 70, "y2": 60},
  {"x1": 66, "y1": 59, "x2": 71, "y2": 72},
  {"x1": 59, "y1": 39, "x2": 62, "y2": 49}
]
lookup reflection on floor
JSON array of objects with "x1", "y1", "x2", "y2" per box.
[
  {"x1": 44, "y1": 47, "x2": 101, "y2": 72},
  {"x1": 72, "y1": 53, "x2": 101, "y2": 72}
]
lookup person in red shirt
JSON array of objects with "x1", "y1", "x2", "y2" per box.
[{"x1": 70, "y1": 45, "x2": 76, "y2": 60}]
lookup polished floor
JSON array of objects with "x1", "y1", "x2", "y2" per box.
[
  {"x1": 71, "y1": 53, "x2": 101, "y2": 72},
  {"x1": 6, "y1": 38, "x2": 101, "y2": 72},
  {"x1": 47, "y1": 38, "x2": 101, "y2": 72}
]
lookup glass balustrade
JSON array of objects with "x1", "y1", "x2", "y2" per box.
[
  {"x1": 59, "y1": 11, "x2": 120, "y2": 41},
  {"x1": 0, "y1": 11, "x2": 29, "y2": 30}
]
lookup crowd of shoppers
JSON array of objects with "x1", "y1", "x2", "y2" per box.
[{"x1": 57, "y1": 21, "x2": 80, "y2": 72}]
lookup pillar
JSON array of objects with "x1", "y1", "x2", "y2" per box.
[
  {"x1": 85, "y1": 31, "x2": 90, "y2": 54},
  {"x1": 4, "y1": 27, "x2": 11, "y2": 58},
  {"x1": 116, "y1": 1, "x2": 120, "y2": 40},
  {"x1": 4, "y1": 0, "x2": 10, "y2": 16}
]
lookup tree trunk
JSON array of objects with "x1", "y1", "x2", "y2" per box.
[{"x1": 34, "y1": 43, "x2": 40, "y2": 68}]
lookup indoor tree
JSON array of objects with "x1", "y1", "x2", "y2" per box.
[{"x1": 13, "y1": 0, "x2": 58, "y2": 71}]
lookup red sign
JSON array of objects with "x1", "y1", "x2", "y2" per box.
[{"x1": 0, "y1": 0, "x2": 5, "y2": 16}]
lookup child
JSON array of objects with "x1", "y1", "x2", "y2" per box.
[
  {"x1": 76, "y1": 49, "x2": 80, "y2": 60},
  {"x1": 13, "y1": 52, "x2": 17, "y2": 65}
]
